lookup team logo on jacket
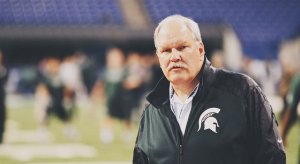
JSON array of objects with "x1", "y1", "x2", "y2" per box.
[{"x1": 198, "y1": 108, "x2": 221, "y2": 133}]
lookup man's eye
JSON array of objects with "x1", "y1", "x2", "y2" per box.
[
  {"x1": 177, "y1": 46, "x2": 187, "y2": 51},
  {"x1": 162, "y1": 49, "x2": 171, "y2": 53}
]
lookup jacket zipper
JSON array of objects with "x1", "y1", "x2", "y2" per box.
[
  {"x1": 172, "y1": 110, "x2": 184, "y2": 164},
  {"x1": 179, "y1": 144, "x2": 183, "y2": 164},
  {"x1": 170, "y1": 108, "x2": 184, "y2": 164},
  {"x1": 163, "y1": 101, "x2": 185, "y2": 164}
]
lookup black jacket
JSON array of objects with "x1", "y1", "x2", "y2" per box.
[{"x1": 133, "y1": 59, "x2": 285, "y2": 164}]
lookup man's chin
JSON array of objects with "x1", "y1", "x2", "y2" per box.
[{"x1": 169, "y1": 78, "x2": 186, "y2": 85}]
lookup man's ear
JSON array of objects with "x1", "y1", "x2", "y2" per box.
[{"x1": 199, "y1": 42, "x2": 205, "y2": 56}]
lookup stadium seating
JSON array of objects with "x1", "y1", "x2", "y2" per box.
[
  {"x1": 144, "y1": 0, "x2": 300, "y2": 59},
  {"x1": 0, "y1": 0, "x2": 124, "y2": 25}
]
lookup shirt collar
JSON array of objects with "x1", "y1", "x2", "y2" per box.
[
  {"x1": 146, "y1": 57, "x2": 216, "y2": 108},
  {"x1": 169, "y1": 83, "x2": 200, "y2": 104}
]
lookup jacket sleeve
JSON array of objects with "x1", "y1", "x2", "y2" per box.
[
  {"x1": 133, "y1": 145, "x2": 149, "y2": 164},
  {"x1": 133, "y1": 110, "x2": 149, "y2": 164},
  {"x1": 247, "y1": 86, "x2": 286, "y2": 164}
]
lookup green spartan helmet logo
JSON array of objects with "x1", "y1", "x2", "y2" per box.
[{"x1": 198, "y1": 108, "x2": 220, "y2": 133}]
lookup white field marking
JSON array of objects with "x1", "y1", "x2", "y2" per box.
[
  {"x1": 0, "y1": 143, "x2": 97, "y2": 161},
  {"x1": 4, "y1": 120, "x2": 54, "y2": 143}
]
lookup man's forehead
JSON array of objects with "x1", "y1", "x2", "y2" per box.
[
  {"x1": 156, "y1": 21, "x2": 195, "y2": 46},
  {"x1": 157, "y1": 22, "x2": 193, "y2": 45},
  {"x1": 158, "y1": 20, "x2": 189, "y2": 37}
]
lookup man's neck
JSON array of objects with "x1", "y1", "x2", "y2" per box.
[{"x1": 172, "y1": 80, "x2": 199, "y2": 103}]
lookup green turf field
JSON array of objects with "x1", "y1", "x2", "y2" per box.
[
  {"x1": 0, "y1": 96, "x2": 299, "y2": 164},
  {"x1": 285, "y1": 119, "x2": 299, "y2": 164},
  {"x1": 0, "y1": 97, "x2": 137, "y2": 164}
]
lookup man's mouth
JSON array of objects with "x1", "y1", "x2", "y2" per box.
[{"x1": 170, "y1": 66, "x2": 183, "y2": 71}]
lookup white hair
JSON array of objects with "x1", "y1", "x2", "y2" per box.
[{"x1": 154, "y1": 14, "x2": 202, "y2": 48}]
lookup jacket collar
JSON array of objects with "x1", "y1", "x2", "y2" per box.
[{"x1": 146, "y1": 56, "x2": 216, "y2": 108}]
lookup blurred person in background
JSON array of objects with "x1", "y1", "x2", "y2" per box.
[
  {"x1": 100, "y1": 47, "x2": 127, "y2": 144},
  {"x1": 75, "y1": 52, "x2": 98, "y2": 96},
  {"x1": 36, "y1": 57, "x2": 79, "y2": 142},
  {"x1": 60, "y1": 54, "x2": 87, "y2": 106},
  {"x1": 210, "y1": 50, "x2": 225, "y2": 68},
  {"x1": 0, "y1": 51, "x2": 7, "y2": 144},
  {"x1": 279, "y1": 70, "x2": 294, "y2": 120},
  {"x1": 242, "y1": 57, "x2": 281, "y2": 96},
  {"x1": 147, "y1": 54, "x2": 163, "y2": 91},
  {"x1": 130, "y1": 54, "x2": 163, "y2": 124},
  {"x1": 120, "y1": 52, "x2": 146, "y2": 142},
  {"x1": 280, "y1": 71, "x2": 300, "y2": 145},
  {"x1": 58, "y1": 53, "x2": 87, "y2": 139},
  {"x1": 279, "y1": 39, "x2": 300, "y2": 162},
  {"x1": 34, "y1": 83, "x2": 51, "y2": 142},
  {"x1": 139, "y1": 54, "x2": 160, "y2": 92},
  {"x1": 133, "y1": 15, "x2": 285, "y2": 164}
]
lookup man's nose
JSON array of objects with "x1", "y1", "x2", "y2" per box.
[{"x1": 170, "y1": 49, "x2": 181, "y2": 62}]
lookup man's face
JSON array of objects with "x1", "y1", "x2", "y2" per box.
[{"x1": 155, "y1": 21, "x2": 205, "y2": 85}]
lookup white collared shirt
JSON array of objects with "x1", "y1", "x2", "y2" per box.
[{"x1": 169, "y1": 83, "x2": 199, "y2": 135}]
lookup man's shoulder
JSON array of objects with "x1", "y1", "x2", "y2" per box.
[{"x1": 212, "y1": 68, "x2": 259, "y2": 95}]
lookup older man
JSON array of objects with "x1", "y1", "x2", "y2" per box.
[{"x1": 133, "y1": 15, "x2": 285, "y2": 164}]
